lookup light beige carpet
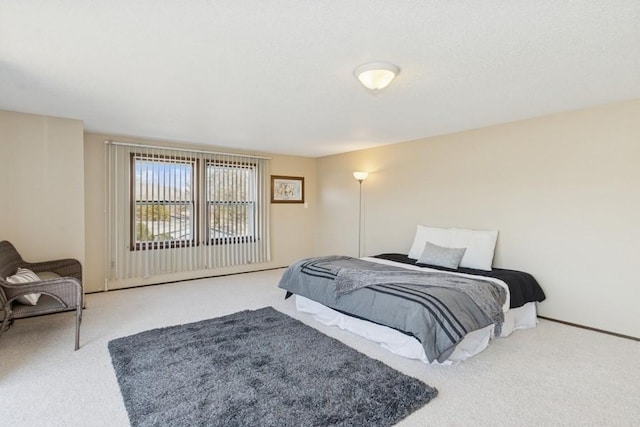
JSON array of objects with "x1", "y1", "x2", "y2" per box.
[{"x1": 1, "y1": 268, "x2": 638, "y2": 426}]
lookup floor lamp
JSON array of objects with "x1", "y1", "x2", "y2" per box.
[{"x1": 353, "y1": 171, "x2": 369, "y2": 257}]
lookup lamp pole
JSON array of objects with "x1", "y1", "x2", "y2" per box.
[
  {"x1": 357, "y1": 179, "x2": 363, "y2": 257},
  {"x1": 353, "y1": 172, "x2": 369, "y2": 258}
]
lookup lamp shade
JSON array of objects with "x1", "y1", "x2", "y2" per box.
[
  {"x1": 354, "y1": 62, "x2": 399, "y2": 90},
  {"x1": 353, "y1": 171, "x2": 369, "y2": 181}
]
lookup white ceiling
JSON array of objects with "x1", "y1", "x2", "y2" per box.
[{"x1": 2, "y1": 1, "x2": 639, "y2": 158}]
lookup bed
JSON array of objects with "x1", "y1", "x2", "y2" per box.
[{"x1": 278, "y1": 226, "x2": 546, "y2": 364}]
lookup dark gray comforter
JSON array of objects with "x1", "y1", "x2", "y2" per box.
[{"x1": 278, "y1": 256, "x2": 507, "y2": 363}]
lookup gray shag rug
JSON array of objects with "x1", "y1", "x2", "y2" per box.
[{"x1": 108, "y1": 307, "x2": 437, "y2": 426}]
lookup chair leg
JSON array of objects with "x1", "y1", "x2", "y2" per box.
[
  {"x1": 74, "y1": 305, "x2": 81, "y2": 351},
  {"x1": 1, "y1": 304, "x2": 13, "y2": 334}
]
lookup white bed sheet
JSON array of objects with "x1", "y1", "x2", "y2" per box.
[
  {"x1": 296, "y1": 296, "x2": 537, "y2": 365},
  {"x1": 293, "y1": 256, "x2": 538, "y2": 364}
]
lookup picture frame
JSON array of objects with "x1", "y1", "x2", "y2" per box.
[{"x1": 271, "y1": 175, "x2": 304, "y2": 203}]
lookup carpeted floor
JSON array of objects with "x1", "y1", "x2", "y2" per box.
[
  {"x1": 1, "y1": 269, "x2": 639, "y2": 426},
  {"x1": 108, "y1": 307, "x2": 437, "y2": 427}
]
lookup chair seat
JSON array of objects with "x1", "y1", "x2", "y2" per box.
[{"x1": 10, "y1": 294, "x2": 76, "y2": 319}]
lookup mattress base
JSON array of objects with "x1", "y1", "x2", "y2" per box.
[{"x1": 295, "y1": 295, "x2": 538, "y2": 365}]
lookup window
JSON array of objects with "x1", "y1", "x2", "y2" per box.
[
  {"x1": 131, "y1": 154, "x2": 195, "y2": 250},
  {"x1": 206, "y1": 161, "x2": 257, "y2": 244},
  {"x1": 107, "y1": 141, "x2": 270, "y2": 281},
  {"x1": 130, "y1": 155, "x2": 260, "y2": 249}
]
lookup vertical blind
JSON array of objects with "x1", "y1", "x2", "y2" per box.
[{"x1": 105, "y1": 141, "x2": 271, "y2": 284}]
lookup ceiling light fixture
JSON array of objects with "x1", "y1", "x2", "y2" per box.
[{"x1": 354, "y1": 62, "x2": 399, "y2": 90}]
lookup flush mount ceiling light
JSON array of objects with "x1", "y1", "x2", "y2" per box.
[{"x1": 354, "y1": 62, "x2": 399, "y2": 90}]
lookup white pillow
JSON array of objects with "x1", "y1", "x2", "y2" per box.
[
  {"x1": 408, "y1": 225, "x2": 498, "y2": 271},
  {"x1": 5, "y1": 267, "x2": 42, "y2": 305},
  {"x1": 407, "y1": 225, "x2": 451, "y2": 259},
  {"x1": 450, "y1": 228, "x2": 498, "y2": 271}
]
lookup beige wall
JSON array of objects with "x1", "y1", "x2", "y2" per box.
[
  {"x1": 4, "y1": 101, "x2": 638, "y2": 338},
  {"x1": 84, "y1": 133, "x2": 316, "y2": 292},
  {"x1": 316, "y1": 99, "x2": 640, "y2": 338},
  {"x1": 0, "y1": 110, "x2": 85, "y2": 267}
]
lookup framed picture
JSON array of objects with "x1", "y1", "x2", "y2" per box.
[{"x1": 271, "y1": 175, "x2": 304, "y2": 203}]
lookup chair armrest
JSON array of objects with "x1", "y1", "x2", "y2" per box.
[{"x1": 22, "y1": 258, "x2": 82, "y2": 282}]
